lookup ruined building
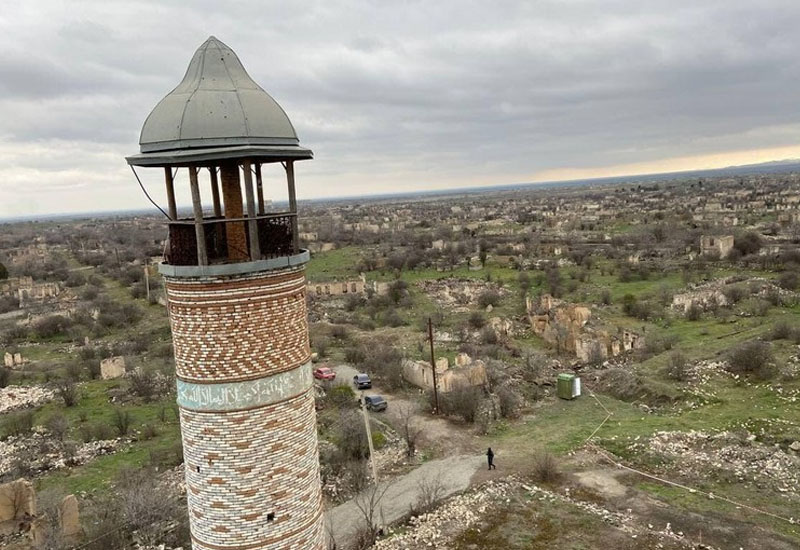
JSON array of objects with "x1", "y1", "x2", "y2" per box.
[
  {"x1": 127, "y1": 37, "x2": 323, "y2": 550},
  {"x1": 526, "y1": 294, "x2": 643, "y2": 362},
  {"x1": 700, "y1": 235, "x2": 734, "y2": 258}
]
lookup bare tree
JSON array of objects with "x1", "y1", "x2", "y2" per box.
[
  {"x1": 54, "y1": 376, "x2": 79, "y2": 407},
  {"x1": 414, "y1": 475, "x2": 446, "y2": 513},
  {"x1": 395, "y1": 403, "x2": 421, "y2": 458},
  {"x1": 352, "y1": 482, "x2": 391, "y2": 549}
]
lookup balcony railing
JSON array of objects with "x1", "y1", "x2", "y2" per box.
[{"x1": 165, "y1": 213, "x2": 296, "y2": 266}]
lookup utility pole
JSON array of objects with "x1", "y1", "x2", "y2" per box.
[
  {"x1": 428, "y1": 317, "x2": 440, "y2": 414},
  {"x1": 360, "y1": 392, "x2": 378, "y2": 482},
  {"x1": 144, "y1": 263, "x2": 150, "y2": 301}
]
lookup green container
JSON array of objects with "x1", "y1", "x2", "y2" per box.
[{"x1": 557, "y1": 373, "x2": 576, "y2": 400}]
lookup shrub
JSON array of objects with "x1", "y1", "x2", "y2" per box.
[
  {"x1": 85, "y1": 360, "x2": 101, "y2": 379},
  {"x1": 477, "y1": 290, "x2": 501, "y2": 309},
  {"x1": 55, "y1": 377, "x2": 80, "y2": 407},
  {"x1": 327, "y1": 383, "x2": 356, "y2": 408},
  {"x1": 141, "y1": 424, "x2": 158, "y2": 440},
  {"x1": 480, "y1": 326, "x2": 498, "y2": 345},
  {"x1": 468, "y1": 312, "x2": 486, "y2": 329},
  {"x1": 621, "y1": 294, "x2": 638, "y2": 316},
  {"x1": 344, "y1": 294, "x2": 363, "y2": 312},
  {"x1": 114, "y1": 408, "x2": 132, "y2": 437},
  {"x1": 439, "y1": 384, "x2": 482, "y2": 423},
  {"x1": 531, "y1": 452, "x2": 562, "y2": 484},
  {"x1": 33, "y1": 315, "x2": 70, "y2": 339},
  {"x1": 497, "y1": 386, "x2": 522, "y2": 419},
  {"x1": 778, "y1": 271, "x2": 799, "y2": 291},
  {"x1": 65, "y1": 361, "x2": 82, "y2": 381},
  {"x1": 0, "y1": 367, "x2": 10, "y2": 388},
  {"x1": 769, "y1": 320, "x2": 794, "y2": 340},
  {"x1": 727, "y1": 340, "x2": 775, "y2": 380},
  {"x1": 335, "y1": 410, "x2": 370, "y2": 460},
  {"x1": 722, "y1": 284, "x2": 748, "y2": 304},
  {"x1": 734, "y1": 231, "x2": 763, "y2": 256},
  {"x1": 665, "y1": 351, "x2": 689, "y2": 381},
  {"x1": 45, "y1": 414, "x2": 70, "y2": 442},
  {"x1": 330, "y1": 325, "x2": 349, "y2": 341},
  {"x1": 128, "y1": 369, "x2": 156, "y2": 401},
  {"x1": 2, "y1": 410, "x2": 34, "y2": 439},
  {"x1": 685, "y1": 302, "x2": 702, "y2": 321},
  {"x1": 381, "y1": 308, "x2": 405, "y2": 327}
]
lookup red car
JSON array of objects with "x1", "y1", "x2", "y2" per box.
[{"x1": 313, "y1": 366, "x2": 336, "y2": 381}]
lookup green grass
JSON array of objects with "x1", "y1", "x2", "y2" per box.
[
  {"x1": 32, "y1": 380, "x2": 182, "y2": 495},
  {"x1": 306, "y1": 246, "x2": 364, "y2": 281}
]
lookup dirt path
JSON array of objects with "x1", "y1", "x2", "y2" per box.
[
  {"x1": 325, "y1": 454, "x2": 484, "y2": 548},
  {"x1": 330, "y1": 363, "x2": 479, "y2": 456}
]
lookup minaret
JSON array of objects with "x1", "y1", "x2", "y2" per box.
[{"x1": 127, "y1": 37, "x2": 324, "y2": 550}]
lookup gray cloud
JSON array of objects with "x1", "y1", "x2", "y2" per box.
[{"x1": 2, "y1": 0, "x2": 800, "y2": 216}]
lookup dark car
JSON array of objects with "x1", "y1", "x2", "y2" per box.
[
  {"x1": 353, "y1": 373, "x2": 372, "y2": 389},
  {"x1": 364, "y1": 395, "x2": 387, "y2": 412}
]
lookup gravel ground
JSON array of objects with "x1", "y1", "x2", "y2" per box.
[{"x1": 326, "y1": 454, "x2": 484, "y2": 548}]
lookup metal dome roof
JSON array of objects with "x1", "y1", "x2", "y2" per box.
[{"x1": 137, "y1": 36, "x2": 302, "y2": 155}]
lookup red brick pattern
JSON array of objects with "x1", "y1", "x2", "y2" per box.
[
  {"x1": 164, "y1": 264, "x2": 324, "y2": 550},
  {"x1": 166, "y1": 267, "x2": 311, "y2": 384}
]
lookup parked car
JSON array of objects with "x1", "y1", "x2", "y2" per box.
[
  {"x1": 364, "y1": 395, "x2": 387, "y2": 412},
  {"x1": 313, "y1": 366, "x2": 336, "y2": 381},
  {"x1": 353, "y1": 373, "x2": 372, "y2": 389}
]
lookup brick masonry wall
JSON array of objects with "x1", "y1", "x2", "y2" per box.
[
  {"x1": 165, "y1": 265, "x2": 324, "y2": 550},
  {"x1": 166, "y1": 268, "x2": 311, "y2": 384}
]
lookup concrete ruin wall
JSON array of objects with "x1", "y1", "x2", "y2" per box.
[
  {"x1": 402, "y1": 357, "x2": 487, "y2": 392},
  {"x1": 0, "y1": 478, "x2": 36, "y2": 522},
  {"x1": 700, "y1": 235, "x2": 734, "y2": 258},
  {"x1": 3, "y1": 352, "x2": 24, "y2": 368},
  {"x1": 100, "y1": 356, "x2": 126, "y2": 380},
  {"x1": 18, "y1": 282, "x2": 61, "y2": 308},
  {"x1": 0, "y1": 277, "x2": 33, "y2": 296},
  {"x1": 307, "y1": 274, "x2": 367, "y2": 298}
]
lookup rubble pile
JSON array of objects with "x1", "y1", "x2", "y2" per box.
[
  {"x1": 0, "y1": 430, "x2": 122, "y2": 478},
  {"x1": 0, "y1": 384, "x2": 55, "y2": 413},
  {"x1": 629, "y1": 430, "x2": 800, "y2": 497},
  {"x1": 372, "y1": 431, "x2": 408, "y2": 473},
  {"x1": 160, "y1": 464, "x2": 186, "y2": 495},
  {"x1": 417, "y1": 279, "x2": 508, "y2": 312},
  {"x1": 375, "y1": 477, "x2": 710, "y2": 549},
  {"x1": 374, "y1": 479, "x2": 519, "y2": 549}
]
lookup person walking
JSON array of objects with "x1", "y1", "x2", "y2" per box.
[{"x1": 486, "y1": 447, "x2": 496, "y2": 470}]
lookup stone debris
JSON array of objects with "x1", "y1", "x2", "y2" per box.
[
  {"x1": 628, "y1": 430, "x2": 800, "y2": 498},
  {"x1": 0, "y1": 430, "x2": 123, "y2": 479},
  {"x1": 374, "y1": 477, "x2": 713, "y2": 549},
  {"x1": 373, "y1": 479, "x2": 519, "y2": 549},
  {"x1": 0, "y1": 384, "x2": 55, "y2": 414},
  {"x1": 417, "y1": 279, "x2": 508, "y2": 313}
]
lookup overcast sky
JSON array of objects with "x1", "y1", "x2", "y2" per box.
[{"x1": 2, "y1": 0, "x2": 800, "y2": 218}]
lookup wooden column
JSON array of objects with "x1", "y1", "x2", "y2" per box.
[
  {"x1": 242, "y1": 160, "x2": 261, "y2": 261},
  {"x1": 188, "y1": 167, "x2": 208, "y2": 266},
  {"x1": 220, "y1": 162, "x2": 248, "y2": 262},
  {"x1": 255, "y1": 163, "x2": 265, "y2": 215},
  {"x1": 286, "y1": 161, "x2": 299, "y2": 253},
  {"x1": 209, "y1": 167, "x2": 222, "y2": 218},
  {"x1": 164, "y1": 167, "x2": 177, "y2": 220}
]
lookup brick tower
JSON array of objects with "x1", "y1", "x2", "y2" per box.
[{"x1": 126, "y1": 37, "x2": 324, "y2": 550}]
